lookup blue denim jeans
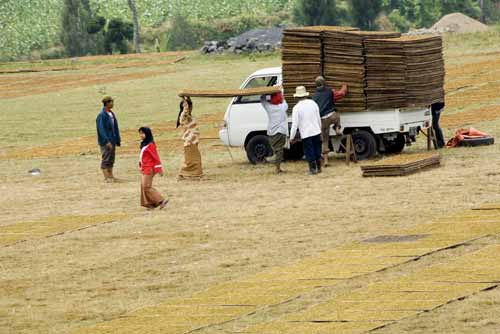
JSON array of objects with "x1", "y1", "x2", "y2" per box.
[
  {"x1": 302, "y1": 134, "x2": 322, "y2": 163},
  {"x1": 432, "y1": 109, "x2": 445, "y2": 148}
]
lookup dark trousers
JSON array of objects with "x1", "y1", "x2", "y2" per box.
[
  {"x1": 431, "y1": 110, "x2": 445, "y2": 148},
  {"x1": 100, "y1": 144, "x2": 116, "y2": 169},
  {"x1": 302, "y1": 134, "x2": 322, "y2": 163}
]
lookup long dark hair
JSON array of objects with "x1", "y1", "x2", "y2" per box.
[
  {"x1": 176, "y1": 97, "x2": 193, "y2": 128},
  {"x1": 139, "y1": 127, "x2": 154, "y2": 148}
]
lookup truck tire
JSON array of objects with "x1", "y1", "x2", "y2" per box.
[
  {"x1": 383, "y1": 133, "x2": 406, "y2": 154},
  {"x1": 246, "y1": 135, "x2": 272, "y2": 164},
  {"x1": 284, "y1": 142, "x2": 304, "y2": 160},
  {"x1": 460, "y1": 136, "x2": 495, "y2": 147},
  {"x1": 351, "y1": 130, "x2": 377, "y2": 160}
]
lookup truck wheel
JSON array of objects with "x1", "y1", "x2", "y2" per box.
[
  {"x1": 246, "y1": 135, "x2": 271, "y2": 164},
  {"x1": 351, "y1": 130, "x2": 377, "y2": 160},
  {"x1": 284, "y1": 142, "x2": 304, "y2": 160},
  {"x1": 383, "y1": 133, "x2": 406, "y2": 154}
]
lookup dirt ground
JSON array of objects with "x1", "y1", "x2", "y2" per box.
[{"x1": 1, "y1": 32, "x2": 500, "y2": 334}]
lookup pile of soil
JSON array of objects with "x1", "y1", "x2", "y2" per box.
[{"x1": 432, "y1": 12, "x2": 489, "y2": 33}]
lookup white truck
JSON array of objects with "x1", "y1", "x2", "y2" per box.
[{"x1": 219, "y1": 67, "x2": 432, "y2": 164}]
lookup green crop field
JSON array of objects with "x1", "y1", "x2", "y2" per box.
[{"x1": 0, "y1": 0, "x2": 292, "y2": 60}]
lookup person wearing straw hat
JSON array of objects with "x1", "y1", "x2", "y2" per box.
[
  {"x1": 96, "y1": 95, "x2": 121, "y2": 182},
  {"x1": 290, "y1": 86, "x2": 322, "y2": 175},
  {"x1": 312, "y1": 76, "x2": 347, "y2": 167}
]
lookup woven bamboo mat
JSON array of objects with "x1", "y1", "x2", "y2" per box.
[
  {"x1": 281, "y1": 26, "x2": 444, "y2": 112},
  {"x1": 361, "y1": 152, "x2": 441, "y2": 177},
  {"x1": 178, "y1": 86, "x2": 282, "y2": 98}
]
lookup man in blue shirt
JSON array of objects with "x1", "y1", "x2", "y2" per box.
[{"x1": 96, "y1": 96, "x2": 121, "y2": 182}]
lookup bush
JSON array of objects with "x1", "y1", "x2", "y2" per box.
[
  {"x1": 376, "y1": 14, "x2": 397, "y2": 31},
  {"x1": 88, "y1": 16, "x2": 106, "y2": 34},
  {"x1": 40, "y1": 46, "x2": 66, "y2": 60},
  {"x1": 104, "y1": 18, "x2": 134, "y2": 54},
  {"x1": 165, "y1": 14, "x2": 199, "y2": 51},
  {"x1": 388, "y1": 9, "x2": 411, "y2": 32},
  {"x1": 293, "y1": 0, "x2": 341, "y2": 26}
]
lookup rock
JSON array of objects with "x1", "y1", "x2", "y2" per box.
[
  {"x1": 29, "y1": 168, "x2": 41, "y2": 176},
  {"x1": 202, "y1": 26, "x2": 285, "y2": 55},
  {"x1": 207, "y1": 44, "x2": 217, "y2": 53},
  {"x1": 200, "y1": 45, "x2": 209, "y2": 54}
]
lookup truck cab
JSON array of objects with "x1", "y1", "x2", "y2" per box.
[{"x1": 219, "y1": 67, "x2": 432, "y2": 164}]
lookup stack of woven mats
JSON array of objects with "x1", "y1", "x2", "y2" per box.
[{"x1": 361, "y1": 152, "x2": 441, "y2": 177}]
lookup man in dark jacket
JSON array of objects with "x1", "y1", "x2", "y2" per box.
[
  {"x1": 431, "y1": 101, "x2": 445, "y2": 148},
  {"x1": 312, "y1": 76, "x2": 347, "y2": 167},
  {"x1": 96, "y1": 96, "x2": 121, "y2": 182}
]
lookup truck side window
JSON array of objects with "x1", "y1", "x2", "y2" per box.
[{"x1": 235, "y1": 76, "x2": 278, "y2": 104}]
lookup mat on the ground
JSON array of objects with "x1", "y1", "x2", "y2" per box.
[{"x1": 361, "y1": 152, "x2": 441, "y2": 177}]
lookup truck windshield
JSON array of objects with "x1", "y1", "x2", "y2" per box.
[{"x1": 236, "y1": 76, "x2": 278, "y2": 104}]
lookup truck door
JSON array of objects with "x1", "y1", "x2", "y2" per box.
[{"x1": 227, "y1": 75, "x2": 278, "y2": 147}]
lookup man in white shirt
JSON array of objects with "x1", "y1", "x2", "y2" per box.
[
  {"x1": 260, "y1": 91, "x2": 288, "y2": 173},
  {"x1": 290, "y1": 86, "x2": 322, "y2": 175}
]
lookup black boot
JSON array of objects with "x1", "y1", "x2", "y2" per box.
[
  {"x1": 316, "y1": 160, "x2": 322, "y2": 173},
  {"x1": 308, "y1": 161, "x2": 318, "y2": 175}
]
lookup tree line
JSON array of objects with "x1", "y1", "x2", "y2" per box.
[
  {"x1": 62, "y1": 0, "x2": 499, "y2": 57},
  {"x1": 61, "y1": 0, "x2": 141, "y2": 57},
  {"x1": 294, "y1": 0, "x2": 500, "y2": 31}
]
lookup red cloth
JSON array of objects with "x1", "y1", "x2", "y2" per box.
[
  {"x1": 446, "y1": 128, "x2": 491, "y2": 147},
  {"x1": 333, "y1": 84, "x2": 347, "y2": 102},
  {"x1": 140, "y1": 143, "x2": 163, "y2": 175},
  {"x1": 270, "y1": 91, "x2": 283, "y2": 105}
]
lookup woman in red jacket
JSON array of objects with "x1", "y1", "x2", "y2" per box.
[{"x1": 139, "y1": 127, "x2": 168, "y2": 209}]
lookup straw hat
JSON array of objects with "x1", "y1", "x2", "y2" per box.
[
  {"x1": 102, "y1": 95, "x2": 114, "y2": 103},
  {"x1": 293, "y1": 86, "x2": 309, "y2": 98}
]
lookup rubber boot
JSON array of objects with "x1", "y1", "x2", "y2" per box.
[
  {"x1": 308, "y1": 161, "x2": 318, "y2": 175},
  {"x1": 316, "y1": 160, "x2": 322, "y2": 173}
]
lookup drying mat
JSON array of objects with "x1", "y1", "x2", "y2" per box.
[
  {"x1": 178, "y1": 86, "x2": 282, "y2": 98},
  {"x1": 73, "y1": 205, "x2": 500, "y2": 334},
  {"x1": 361, "y1": 152, "x2": 441, "y2": 177},
  {"x1": 241, "y1": 244, "x2": 500, "y2": 333},
  {"x1": 0, "y1": 214, "x2": 130, "y2": 247}
]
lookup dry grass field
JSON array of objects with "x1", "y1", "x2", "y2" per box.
[{"x1": 1, "y1": 31, "x2": 500, "y2": 334}]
